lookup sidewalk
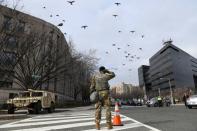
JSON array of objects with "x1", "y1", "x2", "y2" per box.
[
  {"x1": 0, "y1": 110, "x2": 29, "y2": 120},
  {"x1": 173, "y1": 103, "x2": 184, "y2": 106}
]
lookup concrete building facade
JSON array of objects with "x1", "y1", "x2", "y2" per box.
[
  {"x1": 138, "y1": 41, "x2": 197, "y2": 97},
  {"x1": 0, "y1": 5, "x2": 76, "y2": 105}
]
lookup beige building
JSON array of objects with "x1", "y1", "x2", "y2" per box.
[
  {"x1": 111, "y1": 82, "x2": 136, "y2": 96},
  {"x1": 0, "y1": 5, "x2": 78, "y2": 105}
]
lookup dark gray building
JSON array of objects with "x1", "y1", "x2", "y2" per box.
[
  {"x1": 138, "y1": 41, "x2": 197, "y2": 97},
  {"x1": 138, "y1": 65, "x2": 151, "y2": 93}
]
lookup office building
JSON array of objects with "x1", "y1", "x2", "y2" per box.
[{"x1": 138, "y1": 41, "x2": 197, "y2": 97}]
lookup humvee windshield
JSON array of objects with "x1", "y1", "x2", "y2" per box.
[
  {"x1": 19, "y1": 92, "x2": 30, "y2": 97},
  {"x1": 32, "y1": 92, "x2": 43, "y2": 97}
]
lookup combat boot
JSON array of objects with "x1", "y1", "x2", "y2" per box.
[
  {"x1": 95, "y1": 123, "x2": 100, "y2": 130},
  {"x1": 106, "y1": 123, "x2": 113, "y2": 130}
]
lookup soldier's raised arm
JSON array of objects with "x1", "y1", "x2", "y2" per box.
[{"x1": 104, "y1": 70, "x2": 115, "y2": 80}]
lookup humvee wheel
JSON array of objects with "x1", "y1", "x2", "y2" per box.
[
  {"x1": 8, "y1": 105, "x2": 15, "y2": 114},
  {"x1": 34, "y1": 101, "x2": 42, "y2": 114},
  {"x1": 28, "y1": 110, "x2": 34, "y2": 114},
  {"x1": 48, "y1": 102, "x2": 55, "y2": 113}
]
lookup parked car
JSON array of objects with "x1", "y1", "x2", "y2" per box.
[
  {"x1": 126, "y1": 99, "x2": 143, "y2": 106},
  {"x1": 163, "y1": 96, "x2": 171, "y2": 107},
  {"x1": 186, "y1": 95, "x2": 197, "y2": 109},
  {"x1": 121, "y1": 100, "x2": 128, "y2": 105},
  {"x1": 133, "y1": 99, "x2": 143, "y2": 106},
  {"x1": 146, "y1": 97, "x2": 159, "y2": 107}
]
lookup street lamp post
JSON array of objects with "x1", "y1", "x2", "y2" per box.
[
  {"x1": 160, "y1": 78, "x2": 174, "y2": 105},
  {"x1": 158, "y1": 88, "x2": 161, "y2": 96}
]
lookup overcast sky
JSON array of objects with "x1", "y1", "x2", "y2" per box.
[{"x1": 5, "y1": 0, "x2": 197, "y2": 86}]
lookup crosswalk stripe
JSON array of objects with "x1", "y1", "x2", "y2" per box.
[
  {"x1": 1, "y1": 110, "x2": 161, "y2": 131},
  {"x1": 1, "y1": 117, "x2": 129, "y2": 129},
  {"x1": 82, "y1": 123, "x2": 142, "y2": 131},
  {"x1": 23, "y1": 115, "x2": 126, "y2": 123},
  {"x1": 10, "y1": 117, "x2": 131, "y2": 131},
  {"x1": 34, "y1": 113, "x2": 92, "y2": 118},
  {"x1": 1, "y1": 117, "x2": 94, "y2": 128},
  {"x1": 22, "y1": 116, "x2": 93, "y2": 123}
]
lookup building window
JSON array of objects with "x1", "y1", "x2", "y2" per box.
[
  {"x1": 54, "y1": 77, "x2": 57, "y2": 92},
  {"x1": 7, "y1": 36, "x2": 17, "y2": 50},
  {"x1": 17, "y1": 21, "x2": 25, "y2": 32},
  {"x1": 3, "y1": 15, "x2": 12, "y2": 31},
  {"x1": 0, "y1": 51, "x2": 16, "y2": 68}
]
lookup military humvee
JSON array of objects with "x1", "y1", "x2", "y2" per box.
[{"x1": 6, "y1": 89, "x2": 55, "y2": 114}]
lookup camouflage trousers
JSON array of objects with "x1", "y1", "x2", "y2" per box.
[{"x1": 95, "y1": 90, "x2": 111, "y2": 124}]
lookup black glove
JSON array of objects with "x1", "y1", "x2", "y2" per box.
[{"x1": 90, "y1": 88, "x2": 96, "y2": 94}]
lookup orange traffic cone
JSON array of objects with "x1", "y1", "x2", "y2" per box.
[{"x1": 112, "y1": 102, "x2": 123, "y2": 126}]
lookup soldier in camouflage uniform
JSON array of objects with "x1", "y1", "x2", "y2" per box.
[{"x1": 90, "y1": 66, "x2": 115, "y2": 130}]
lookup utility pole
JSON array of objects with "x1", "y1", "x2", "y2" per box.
[
  {"x1": 160, "y1": 78, "x2": 174, "y2": 105},
  {"x1": 158, "y1": 88, "x2": 161, "y2": 96}
]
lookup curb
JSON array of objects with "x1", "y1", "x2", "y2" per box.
[
  {"x1": 0, "y1": 110, "x2": 29, "y2": 120},
  {"x1": 0, "y1": 110, "x2": 7, "y2": 114},
  {"x1": 0, "y1": 114, "x2": 29, "y2": 120}
]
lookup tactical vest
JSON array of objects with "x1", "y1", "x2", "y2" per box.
[{"x1": 95, "y1": 73, "x2": 110, "y2": 91}]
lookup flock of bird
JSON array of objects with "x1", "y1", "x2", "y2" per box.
[{"x1": 41, "y1": 1, "x2": 145, "y2": 72}]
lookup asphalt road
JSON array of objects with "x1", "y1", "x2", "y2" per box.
[
  {"x1": 121, "y1": 105, "x2": 197, "y2": 131},
  {"x1": 0, "y1": 105, "x2": 196, "y2": 131}
]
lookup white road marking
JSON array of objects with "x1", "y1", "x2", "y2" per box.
[
  {"x1": 10, "y1": 117, "x2": 131, "y2": 131},
  {"x1": 126, "y1": 117, "x2": 161, "y2": 131},
  {"x1": 1, "y1": 111, "x2": 161, "y2": 131},
  {"x1": 83, "y1": 123, "x2": 142, "y2": 131},
  {"x1": 25, "y1": 116, "x2": 91, "y2": 122},
  {"x1": 34, "y1": 113, "x2": 92, "y2": 118},
  {"x1": 1, "y1": 117, "x2": 95, "y2": 128}
]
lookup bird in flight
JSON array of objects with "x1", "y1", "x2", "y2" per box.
[
  {"x1": 139, "y1": 48, "x2": 142, "y2": 50},
  {"x1": 112, "y1": 44, "x2": 116, "y2": 46},
  {"x1": 141, "y1": 35, "x2": 144, "y2": 38},
  {"x1": 130, "y1": 31, "x2": 135, "y2": 33},
  {"x1": 127, "y1": 44, "x2": 130, "y2": 47},
  {"x1": 50, "y1": 15, "x2": 53, "y2": 17},
  {"x1": 56, "y1": 14, "x2": 59, "y2": 17},
  {"x1": 81, "y1": 25, "x2": 88, "y2": 29},
  {"x1": 106, "y1": 51, "x2": 109, "y2": 54},
  {"x1": 115, "y1": 2, "x2": 121, "y2": 6},
  {"x1": 118, "y1": 30, "x2": 122, "y2": 33},
  {"x1": 117, "y1": 48, "x2": 121, "y2": 50},
  {"x1": 67, "y1": 1, "x2": 75, "y2": 5},
  {"x1": 113, "y1": 14, "x2": 118, "y2": 18},
  {"x1": 57, "y1": 23, "x2": 63, "y2": 26},
  {"x1": 122, "y1": 64, "x2": 125, "y2": 66},
  {"x1": 64, "y1": 32, "x2": 67, "y2": 35},
  {"x1": 43, "y1": 6, "x2": 46, "y2": 9},
  {"x1": 62, "y1": 20, "x2": 65, "y2": 22}
]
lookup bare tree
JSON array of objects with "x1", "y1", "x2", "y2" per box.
[{"x1": 0, "y1": 5, "x2": 98, "y2": 103}]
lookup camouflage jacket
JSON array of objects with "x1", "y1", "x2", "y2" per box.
[{"x1": 90, "y1": 71, "x2": 115, "y2": 92}]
